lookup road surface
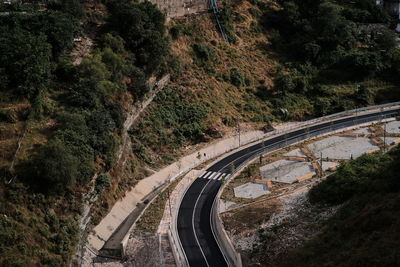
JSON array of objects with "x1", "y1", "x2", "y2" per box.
[{"x1": 177, "y1": 108, "x2": 399, "y2": 267}]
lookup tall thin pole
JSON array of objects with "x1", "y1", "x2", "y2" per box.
[
  {"x1": 383, "y1": 123, "x2": 386, "y2": 152},
  {"x1": 237, "y1": 117, "x2": 241, "y2": 146},
  {"x1": 239, "y1": 125, "x2": 241, "y2": 146},
  {"x1": 167, "y1": 188, "x2": 172, "y2": 216},
  {"x1": 320, "y1": 152, "x2": 323, "y2": 177}
]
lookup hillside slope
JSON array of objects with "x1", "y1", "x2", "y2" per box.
[{"x1": 250, "y1": 147, "x2": 400, "y2": 266}]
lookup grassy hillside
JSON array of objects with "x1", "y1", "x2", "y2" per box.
[{"x1": 132, "y1": 0, "x2": 400, "y2": 166}]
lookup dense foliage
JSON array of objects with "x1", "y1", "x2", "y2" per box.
[
  {"x1": 0, "y1": 0, "x2": 171, "y2": 194},
  {"x1": 281, "y1": 148, "x2": 400, "y2": 266},
  {"x1": 107, "y1": 0, "x2": 169, "y2": 75},
  {"x1": 0, "y1": 27, "x2": 52, "y2": 99},
  {"x1": 255, "y1": 0, "x2": 400, "y2": 119},
  {"x1": 0, "y1": 0, "x2": 170, "y2": 265}
]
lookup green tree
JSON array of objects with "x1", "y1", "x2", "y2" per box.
[
  {"x1": 0, "y1": 27, "x2": 52, "y2": 99},
  {"x1": 107, "y1": 0, "x2": 169, "y2": 75},
  {"x1": 30, "y1": 139, "x2": 79, "y2": 193},
  {"x1": 41, "y1": 11, "x2": 80, "y2": 57},
  {"x1": 48, "y1": 0, "x2": 85, "y2": 19}
]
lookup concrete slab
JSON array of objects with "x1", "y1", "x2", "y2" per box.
[
  {"x1": 260, "y1": 159, "x2": 315, "y2": 184},
  {"x1": 384, "y1": 121, "x2": 400, "y2": 134},
  {"x1": 283, "y1": 148, "x2": 306, "y2": 157},
  {"x1": 308, "y1": 136, "x2": 379, "y2": 160},
  {"x1": 321, "y1": 161, "x2": 339, "y2": 171},
  {"x1": 234, "y1": 182, "x2": 268, "y2": 199},
  {"x1": 353, "y1": 127, "x2": 372, "y2": 134}
]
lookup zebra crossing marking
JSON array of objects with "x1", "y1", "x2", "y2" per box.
[
  {"x1": 198, "y1": 171, "x2": 230, "y2": 181},
  {"x1": 203, "y1": 171, "x2": 212, "y2": 179}
]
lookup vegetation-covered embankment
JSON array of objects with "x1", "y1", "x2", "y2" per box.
[
  {"x1": 0, "y1": 0, "x2": 171, "y2": 265},
  {"x1": 251, "y1": 146, "x2": 400, "y2": 266}
]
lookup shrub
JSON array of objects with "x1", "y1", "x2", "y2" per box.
[
  {"x1": 170, "y1": 23, "x2": 193, "y2": 39},
  {"x1": 29, "y1": 139, "x2": 79, "y2": 193},
  {"x1": 95, "y1": 173, "x2": 111, "y2": 194},
  {"x1": 193, "y1": 43, "x2": 215, "y2": 62},
  {"x1": 230, "y1": 68, "x2": 247, "y2": 87}
]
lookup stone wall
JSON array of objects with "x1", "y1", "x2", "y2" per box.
[{"x1": 147, "y1": 0, "x2": 209, "y2": 18}]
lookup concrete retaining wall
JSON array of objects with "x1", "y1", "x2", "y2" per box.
[
  {"x1": 212, "y1": 193, "x2": 242, "y2": 267},
  {"x1": 146, "y1": 0, "x2": 209, "y2": 18}
]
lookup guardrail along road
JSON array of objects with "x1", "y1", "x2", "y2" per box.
[{"x1": 177, "y1": 108, "x2": 399, "y2": 267}]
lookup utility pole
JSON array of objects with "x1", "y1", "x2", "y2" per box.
[
  {"x1": 237, "y1": 116, "x2": 241, "y2": 146},
  {"x1": 383, "y1": 122, "x2": 387, "y2": 152},
  {"x1": 320, "y1": 152, "x2": 323, "y2": 178}
]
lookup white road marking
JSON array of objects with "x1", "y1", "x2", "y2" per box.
[
  {"x1": 203, "y1": 171, "x2": 212, "y2": 179},
  {"x1": 213, "y1": 173, "x2": 222, "y2": 180},
  {"x1": 208, "y1": 172, "x2": 217, "y2": 180},
  {"x1": 199, "y1": 171, "x2": 229, "y2": 180}
]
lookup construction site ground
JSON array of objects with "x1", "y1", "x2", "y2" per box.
[{"x1": 220, "y1": 121, "x2": 400, "y2": 266}]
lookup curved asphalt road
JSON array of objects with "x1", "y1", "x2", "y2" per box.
[{"x1": 177, "y1": 108, "x2": 399, "y2": 267}]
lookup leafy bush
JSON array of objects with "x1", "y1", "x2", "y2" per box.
[
  {"x1": 29, "y1": 139, "x2": 79, "y2": 193},
  {"x1": 95, "y1": 173, "x2": 111, "y2": 194},
  {"x1": 170, "y1": 23, "x2": 193, "y2": 39},
  {"x1": 193, "y1": 43, "x2": 215, "y2": 62},
  {"x1": 229, "y1": 68, "x2": 247, "y2": 87}
]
